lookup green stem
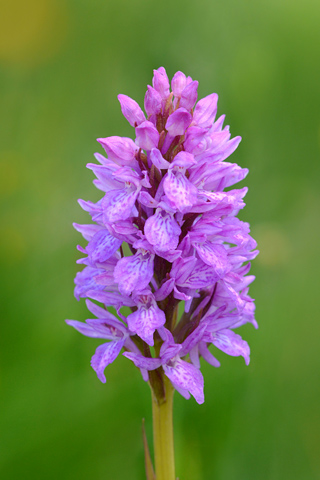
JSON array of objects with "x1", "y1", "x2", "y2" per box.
[{"x1": 152, "y1": 374, "x2": 175, "y2": 480}]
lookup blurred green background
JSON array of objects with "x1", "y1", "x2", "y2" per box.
[{"x1": 1, "y1": 0, "x2": 319, "y2": 479}]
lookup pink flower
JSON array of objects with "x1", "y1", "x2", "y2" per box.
[{"x1": 67, "y1": 67, "x2": 258, "y2": 402}]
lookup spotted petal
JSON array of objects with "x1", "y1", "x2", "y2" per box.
[
  {"x1": 74, "y1": 266, "x2": 105, "y2": 300},
  {"x1": 163, "y1": 359, "x2": 204, "y2": 404},
  {"x1": 193, "y1": 242, "x2": 230, "y2": 277},
  {"x1": 211, "y1": 329, "x2": 250, "y2": 365},
  {"x1": 179, "y1": 261, "x2": 218, "y2": 289},
  {"x1": 91, "y1": 340, "x2": 125, "y2": 383},
  {"x1": 144, "y1": 209, "x2": 181, "y2": 252},
  {"x1": 103, "y1": 186, "x2": 139, "y2": 223},
  {"x1": 127, "y1": 299, "x2": 165, "y2": 346},
  {"x1": 114, "y1": 251, "x2": 154, "y2": 296},
  {"x1": 163, "y1": 170, "x2": 198, "y2": 213},
  {"x1": 86, "y1": 229, "x2": 122, "y2": 264}
]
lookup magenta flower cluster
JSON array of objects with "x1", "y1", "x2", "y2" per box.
[{"x1": 67, "y1": 67, "x2": 258, "y2": 404}]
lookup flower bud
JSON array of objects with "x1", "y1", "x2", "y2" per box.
[
  {"x1": 135, "y1": 121, "x2": 160, "y2": 150},
  {"x1": 118, "y1": 94, "x2": 145, "y2": 127},
  {"x1": 152, "y1": 67, "x2": 170, "y2": 99},
  {"x1": 165, "y1": 108, "x2": 192, "y2": 136},
  {"x1": 144, "y1": 85, "x2": 162, "y2": 116},
  {"x1": 171, "y1": 71, "x2": 187, "y2": 97}
]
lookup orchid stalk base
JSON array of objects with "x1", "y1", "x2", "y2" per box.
[{"x1": 152, "y1": 375, "x2": 175, "y2": 480}]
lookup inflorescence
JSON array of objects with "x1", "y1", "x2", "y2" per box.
[{"x1": 66, "y1": 67, "x2": 258, "y2": 404}]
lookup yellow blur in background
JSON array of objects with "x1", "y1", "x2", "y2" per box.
[{"x1": 0, "y1": 0, "x2": 68, "y2": 66}]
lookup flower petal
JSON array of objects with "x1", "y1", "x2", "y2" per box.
[
  {"x1": 150, "y1": 148, "x2": 170, "y2": 169},
  {"x1": 74, "y1": 266, "x2": 105, "y2": 300},
  {"x1": 73, "y1": 223, "x2": 103, "y2": 242},
  {"x1": 66, "y1": 319, "x2": 105, "y2": 338},
  {"x1": 139, "y1": 191, "x2": 159, "y2": 209},
  {"x1": 144, "y1": 209, "x2": 181, "y2": 252},
  {"x1": 86, "y1": 299, "x2": 122, "y2": 322},
  {"x1": 173, "y1": 286, "x2": 191, "y2": 301},
  {"x1": 180, "y1": 322, "x2": 208, "y2": 356},
  {"x1": 179, "y1": 80, "x2": 198, "y2": 110},
  {"x1": 170, "y1": 151, "x2": 196, "y2": 169},
  {"x1": 86, "y1": 229, "x2": 122, "y2": 264},
  {"x1": 171, "y1": 71, "x2": 187, "y2": 97},
  {"x1": 193, "y1": 242, "x2": 230, "y2": 277},
  {"x1": 135, "y1": 121, "x2": 160, "y2": 151},
  {"x1": 193, "y1": 93, "x2": 218, "y2": 127},
  {"x1": 86, "y1": 319, "x2": 126, "y2": 338},
  {"x1": 86, "y1": 289, "x2": 135, "y2": 307},
  {"x1": 91, "y1": 340, "x2": 125, "y2": 383},
  {"x1": 179, "y1": 260, "x2": 219, "y2": 289},
  {"x1": 165, "y1": 108, "x2": 192, "y2": 136},
  {"x1": 173, "y1": 386, "x2": 191, "y2": 400},
  {"x1": 199, "y1": 342, "x2": 220, "y2": 367},
  {"x1": 144, "y1": 85, "x2": 162, "y2": 116},
  {"x1": 152, "y1": 67, "x2": 170, "y2": 99},
  {"x1": 98, "y1": 136, "x2": 138, "y2": 166},
  {"x1": 164, "y1": 359, "x2": 204, "y2": 404},
  {"x1": 127, "y1": 299, "x2": 165, "y2": 346},
  {"x1": 211, "y1": 329, "x2": 250, "y2": 365},
  {"x1": 123, "y1": 352, "x2": 162, "y2": 370},
  {"x1": 118, "y1": 94, "x2": 146, "y2": 127},
  {"x1": 158, "y1": 327, "x2": 182, "y2": 362},
  {"x1": 163, "y1": 170, "x2": 198, "y2": 213},
  {"x1": 102, "y1": 187, "x2": 139, "y2": 223},
  {"x1": 114, "y1": 251, "x2": 154, "y2": 296},
  {"x1": 154, "y1": 278, "x2": 175, "y2": 301}
]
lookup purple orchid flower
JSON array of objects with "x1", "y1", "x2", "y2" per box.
[
  {"x1": 66, "y1": 300, "x2": 132, "y2": 382},
  {"x1": 67, "y1": 66, "x2": 258, "y2": 405}
]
